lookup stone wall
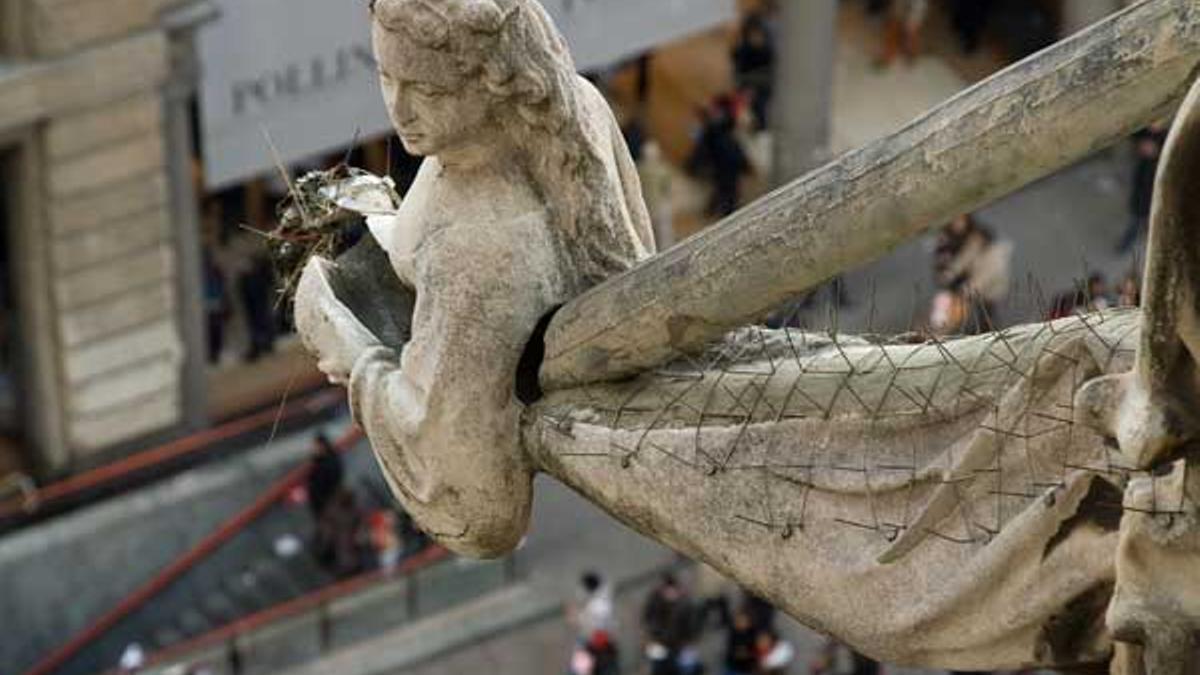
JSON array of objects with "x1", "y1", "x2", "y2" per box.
[{"x1": 44, "y1": 87, "x2": 184, "y2": 452}]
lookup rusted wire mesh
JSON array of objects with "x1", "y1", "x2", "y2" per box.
[{"x1": 533, "y1": 307, "x2": 1176, "y2": 557}]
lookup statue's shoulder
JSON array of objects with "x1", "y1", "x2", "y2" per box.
[
  {"x1": 433, "y1": 206, "x2": 553, "y2": 264},
  {"x1": 377, "y1": 162, "x2": 557, "y2": 292},
  {"x1": 421, "y1": 161, "x2": 543, "y2": 225},
  {"x1": 410, "y1": 180, "x2": 551, "y2": 268}
]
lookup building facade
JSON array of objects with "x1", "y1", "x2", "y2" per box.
[
  {"x1": 0, "y1": 0, "x2": 209, "y2": 477},
  {"x1": 0, "y1": 0, "x2": 742, "y2": 480}
]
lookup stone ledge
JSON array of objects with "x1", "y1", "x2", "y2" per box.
[
  {"x1": 67, "y1": 385, "x2": 180, "y2": 451},
  {"x1": 47, "y1": 133, "x2": 166, "y2": 199},
  {"x1": 45, "y1": 92, "x2": 163, "y2": 160},
  {"x1": 59, "y1": 282, "x2": 175, "y2": 347},
  {"x1": 276, "y1": 584, "x2": 556, "y2": 675},
  {"x1": 49, "y1": 171, "x2": 170, "y2": 235},
  {"x1": 52, "y1": 206, "x2": 170, "y2": 273},
  {"x1": 0, "y1": 31, "x2": 168, "y2": 134},
  {"x1": 63, "y1": 319, "x2": 180, "y2": 386},
  {"x1": 54, "y1": 246, "x2": 174, "y2": 310}
]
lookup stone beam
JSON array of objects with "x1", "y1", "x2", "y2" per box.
[{"x1": 540, "y1": 0, "x2": 1200, "y2": 390}]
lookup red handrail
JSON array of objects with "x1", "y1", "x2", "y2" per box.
[
  {"x1": 22, "y1": 426, "x2": 364, "y2": 675},
  {"x1": 0, "y1": 387, "x2": 344, "y2": 522},
  {"x1": 120, "y1": 545, "x2": 452, "y2": 675}
]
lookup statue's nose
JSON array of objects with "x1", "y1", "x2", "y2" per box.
[{"x1": 394, "y1": 99, "x2": 416, "y2": 126}]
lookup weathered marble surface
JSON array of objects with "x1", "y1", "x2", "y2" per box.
[
  {"x1": 532, "y1": 313, "x2": 1136, "y2": 669},
  {"x1": 296, "y1": 0, "x2": 654, "y2": 557},
  {"x1": 294, "y1": 1, "x2": 1200, "y2": 673}
]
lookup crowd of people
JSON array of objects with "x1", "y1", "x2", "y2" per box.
[
  {"x1": 567, "y1": 569, "x2": 800, "y2": 675},
  {"x1": 201, "y1": 196, "x2": 283, "y2": 366},
  {"x1": 928, "y1": 213, "x2": 1011, "y2": 335},
  {"x1": 612, "y1": 2, "x2": 777, "y2": 240},
  {"x1": 926, "y1": 207, "x2": 1147, "y2": 336},
  {"x1": 303, "y1": 432, "x2": 425, "y2": 579},
  {"x1": 926, "y1": 110, "x2": 1163, "y2": 336},
  {"x1": 869, "y1": 0, "x2": 1060, "y2": 69},
  {"x1": 690, "y1": 4, "x2": 776, "y2": 218}
]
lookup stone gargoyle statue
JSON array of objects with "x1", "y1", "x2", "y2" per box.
[{"x1": 292, "y1": 0, "x2": 1200, "y2": 672}]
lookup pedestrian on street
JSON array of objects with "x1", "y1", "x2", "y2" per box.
[
  {"x1": 724, "y1": 607, "x2": 759, "y2": 675},
  {"x1": 1049, "y1": 273, "x2": 1111, "y2": 319},
  {"x1": 740, "y1": 592, "x2": 777, "y2": 635},
  {"x1": 1116, "y1": 122, "x2": 1169, "y2": 253},
  {"x1": 238, "y1": 247, "x2": 278, "y2": 361},
  {"x1": 201, "y1": 245, "x2": 230, "y2": 365},
  {"x1": 877, "y1": 0, "x2": 929, "y2": 67},
  {"x1": 1117, "y1": 275, "x2": 1140, "y2": 308},
  {"x1": 695, "y1": 97, "x2": 752, "y2": 218},
  {"x1": 930, "y1": 214, "x2": 1011, "y2": 334},
  {"x1": 306, "y1": 432, "x2": 343, "y2": 520},
  {"x1": 732, "y1": 13, "x2": 776, "y2": 131},
  {"x1": 642, "y1": 572, "x2": 700, "y2": 674},
  {"x1": 570, "y1": 571, "x2": 617, "y2": 641},
  {"x1": 568, "y1": 571, "x2": 621, "y2": 675},
  {"x1": 570, "y1": 629, "x2": 621, "y2": 675},
  {"x1": 315, "y1": 486, "x2": 365, "y2": 577},
  {"x1": 367, "y1": 509, "x2": 403, "y2": 575},
  {"x1": 756, "y1": 627, "x2": 796, "y2": 674}
]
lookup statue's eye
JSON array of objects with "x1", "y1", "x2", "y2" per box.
[{"x1": 412, "y1": 86, "x2": 445, "y2": 99}]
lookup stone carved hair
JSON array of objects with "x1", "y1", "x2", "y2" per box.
[{"x1": 371, "y1": 0, "x2": 649, "y2": 289}]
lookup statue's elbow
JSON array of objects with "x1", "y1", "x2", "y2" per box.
[
  {"x1": 443, "y1": 525, "x2": 524, "y2": 560},
  {"x1": 440, "y1": 500, "x2": 530, "y2": 559}
]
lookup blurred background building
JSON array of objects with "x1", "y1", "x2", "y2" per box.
[
  {"x1": 0, "y1": 0, "x2": 745, "y2": 480},
  {"x1": 0, "y1": 0, "x2": 205, "y2": 479},
  {"x1": 0, "y1": 0, "x2": 1132, "y2": 479}
]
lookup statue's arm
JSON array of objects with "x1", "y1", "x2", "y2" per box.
[
  {"x1": 310, "y1": 217, "x2": 558, "y2": 559},
  {"x1": 294, "y1": 253, "x2": 532, "y2": 558},
  {"x1": 344, "y1": 336, "x2": 533, "y2": 559}
]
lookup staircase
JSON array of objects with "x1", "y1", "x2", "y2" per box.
[{"x1": 53, "y1": 451, "x2": 423, "y2": 675}]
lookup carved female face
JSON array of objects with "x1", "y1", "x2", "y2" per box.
[{"x1": 372, "y1": 23, "x2": 498, "y2": 158}]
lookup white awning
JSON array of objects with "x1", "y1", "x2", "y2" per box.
[
  {"x1": 196, "y1": 0, "x2": 735, "y2": 190},
  {"x1": 544, "y1": 0, "x2": 735, "y2": 73}
]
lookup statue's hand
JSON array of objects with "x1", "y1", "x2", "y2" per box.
[{"x1": 294, "y1": 256, "x2": 383, "y2": 385}]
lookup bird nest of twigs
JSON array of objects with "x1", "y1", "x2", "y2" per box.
[{"x1": 262, "y1": 165, "x2": 401, "y2": 303}]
